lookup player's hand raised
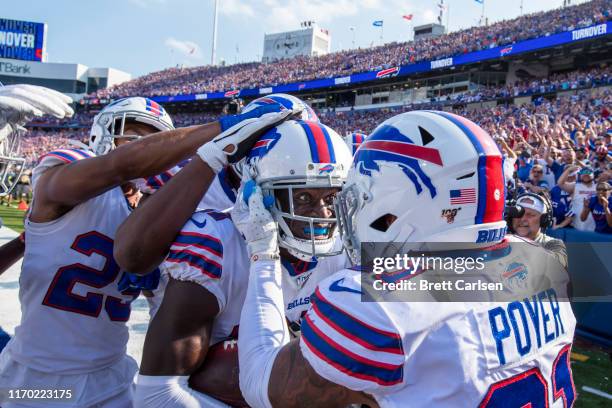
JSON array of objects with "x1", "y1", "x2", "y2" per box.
[
  {"x1": 0, "y1": 84, "x2": 74, "y2": 140},
  {"x1": 231, "y1": 174, "x2": 279, "y2": 261},
  {"x1": 197, "y1": 104, "x2": 301, "y2": 173}
]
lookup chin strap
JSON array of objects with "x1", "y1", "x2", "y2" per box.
[{"x1": 280, "y1": 234, "x2": 335, "y2": 261}]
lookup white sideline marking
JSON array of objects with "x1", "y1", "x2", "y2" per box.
[{"x1": 582, "y1": 386, "x2": 612, "y2": 400}]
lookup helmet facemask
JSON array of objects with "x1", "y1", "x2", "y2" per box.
[
  {"x1": 334, "y1": 181, "x2": 366, "y2": 265},
  {"x1": 0, "y1": 127, "x2": 25, "y2": 197},
  {"x1": 258, "y1": 172, "x2": 345, "y2": 261}
]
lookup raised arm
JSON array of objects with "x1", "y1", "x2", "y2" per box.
[
  {"x1": 114, "y1": 107, "x2": 297, "y2": 275},
  {"x1": 31, "y1": 122, "x2": 220, "y2": 222},
  {"x1": 557, "y1": 165, "x2": 578, "y2": 194},
  {"x1": 234, "y1": 186, "x2": 376, "y2": 408}
]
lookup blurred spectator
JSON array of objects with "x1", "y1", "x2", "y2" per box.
[
  {"x1": 580, "y1": 181, "x2": 612, "y2": 233},
  {"x1": 558, "y1": 165, "x2": 597, "y2": 231},
  {"x1": 525, "y1": 164, "x2": 550, "y2": 193}
]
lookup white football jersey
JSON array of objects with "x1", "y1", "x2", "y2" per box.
[
  {"x1": 300, "y1": 238, "x2": 576, "y2": 408},
  {"x1": 282, "y1": 239, "x2": 350, "y2": 327},
  {"x1": 159, "y1": 212, "x2": 348, "y2": 343},
  {"x1": 159, "y1": 209, "x2": 249, "y2": 344},
  {"x1": 198, "y1": 168, "x2": 237, "y2": 212},
  {"x1": 4, "y1": 148, "x2": 138, "y2": 375},
  {"x1": 144, "y1": 167, "x2": 237, "y2": 317}
]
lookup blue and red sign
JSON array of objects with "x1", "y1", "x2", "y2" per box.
[{"x1": 0, "y1": 18, "x2": 47, "y2": 62}]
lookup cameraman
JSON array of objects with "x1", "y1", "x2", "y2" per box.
[{"x1": 509, "y1": 193, "x2": 568, "y2": 268}]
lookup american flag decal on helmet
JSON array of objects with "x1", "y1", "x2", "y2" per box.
[{"x1": 145, "y1": 98, "x2": 164, "y2": 117}]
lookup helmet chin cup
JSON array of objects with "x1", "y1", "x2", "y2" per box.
[{"x1": 275, "y1": 207, "x2": 341, "y2": 260}]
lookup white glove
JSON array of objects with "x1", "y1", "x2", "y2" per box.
[
  {"x1": 0, "y1": 84, "x2": 74, "y2": 140},
  {"x1": 232, "y1": 177, "x2": 279, "y2": 261},
  {"x1": 197, "y1": 109, "x2": 295, "y2": 173}
]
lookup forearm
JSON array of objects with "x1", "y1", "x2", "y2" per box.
[
  {"x1": 606, "y1": 211, "x2": 612, "y2": 227},
  {"x1": 557, "y1": 217, "x2": 573, "y2": 228},
  {"x1": 0, "y1": 235, "x2": 25, "y2": 275},
  {"x1": 38, "y1": 122, "x2": 221, "y2": 210},
  {"x1": 580, "y1": 207, "x2": 590, "y2": 222},
  {"x1": 139, "y1": 279, "x2": 217, "y2": 375},
  {"x1": 238, "y1": 259, "x2": 289, "y2": 408},
  {"x1": 115, "y1": 157, "x2": 215, "y2": 274},
  {"x1": 108, "y1": 123, "x2": 220, "y2": 182}
]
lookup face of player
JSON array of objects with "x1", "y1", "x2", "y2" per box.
[
  {"x1": 115, "y1": 122, "x2": 160, "y2": 147},
  {"x1": 276, "y1": 187, "x2": 340, "y2": 240},
  {"x1": 512, "y1": 208, "x2": 541, "y2": 240}
]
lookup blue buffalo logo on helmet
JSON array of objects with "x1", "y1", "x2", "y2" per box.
[
  {"x1": 247, "y1": 128, "x2": 283, "y2": 162},
  {"x1": 318, "y1": 164, "x2": 335, "y2": 174},
  {"x1": 355, "y1": 125, "x2": 443, "y2": 198},
  {"x1": 246, "y1": 93, "x2": 318, "y2": 121}
]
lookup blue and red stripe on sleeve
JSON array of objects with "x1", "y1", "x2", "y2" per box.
[
  {"x1": 300, "y1": 288, "x2": 405, "y2": 387},
  {"x1": 166, "y1": 231, "x2": 223, "y2": 279}
]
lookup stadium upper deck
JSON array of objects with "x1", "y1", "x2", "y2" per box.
[{"x1": 86, "y1": 0, "x2": 610, "y2": 101}]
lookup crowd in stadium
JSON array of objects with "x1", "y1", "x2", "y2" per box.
[
  {"x1": 12, "y1": 82, "x2": 611, "y2": 235},
  {"x1": 88, "y1": 0, "x2": 610, "y2": 99},
  {"x1": 9, "y1": 0, "x2": 611, "y2": 235}
]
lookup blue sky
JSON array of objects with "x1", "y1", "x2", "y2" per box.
[{"x1": 2, "y1": 0, "x2": 590, "y2": 77}]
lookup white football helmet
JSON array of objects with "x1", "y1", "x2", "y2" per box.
[
  {"x1": 244, "y1": 119, "x2": 352, "y2": 261},
  {"x1": 335, "y1": 110, "x2": 507, "y2": 264},
  {"x1": 344, "y1": 131, "x2": 367, "y2": 155},
  {"x1": 89, "y1": 97, "x2": 174, "y2": 155},
  {"x1": 0, "y1": 127, "x2": 25, "y2": 197},
  {"x1": 243, "y1": 93, "x2": 319, "y2": 122}
]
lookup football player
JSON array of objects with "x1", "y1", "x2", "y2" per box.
[
  {"x1": 0, "y1": 95, "x2": 293, "y2": 408},
  {"x1": 116, "y1": 119, "x2": 352, "y2": 407},
  {"x1": 114, "y1": 94, "x2": 318, "y2": 316},
  {"x1": 114, "y1": 93, "x2": 320, "y2": 277},
  {"x1": 234, "y1": 111, "x2": 576, "y2": 407}
]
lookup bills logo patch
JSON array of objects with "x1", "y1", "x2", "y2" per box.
[
  {"x1": 318, "y1": 164, "x2": 335, "y2": 174},
  {"x1": 355, "y1": 125, "x2": 441, "y2": 199},
  {"x1": 502, "y1": 261, "x2": 528, "y2": 290},
  {"x1": 247, "y1": 128, "x2": 282, "y2": 161}
]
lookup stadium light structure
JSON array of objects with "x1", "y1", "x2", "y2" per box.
[{"x1": 211, "y1": 0, "x2": 219, "y2": 65}]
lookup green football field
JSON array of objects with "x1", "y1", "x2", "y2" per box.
[
  {"x1": 0, "y1": 205, "x2": 609, "y2": 405},
  {"x1": 0, "y1": 204, "x2": 25, "y2": 233}
]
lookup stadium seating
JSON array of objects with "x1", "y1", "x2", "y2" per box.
[{"x1": 85, "y1": 0, "x2": 609, "y2": 99}]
